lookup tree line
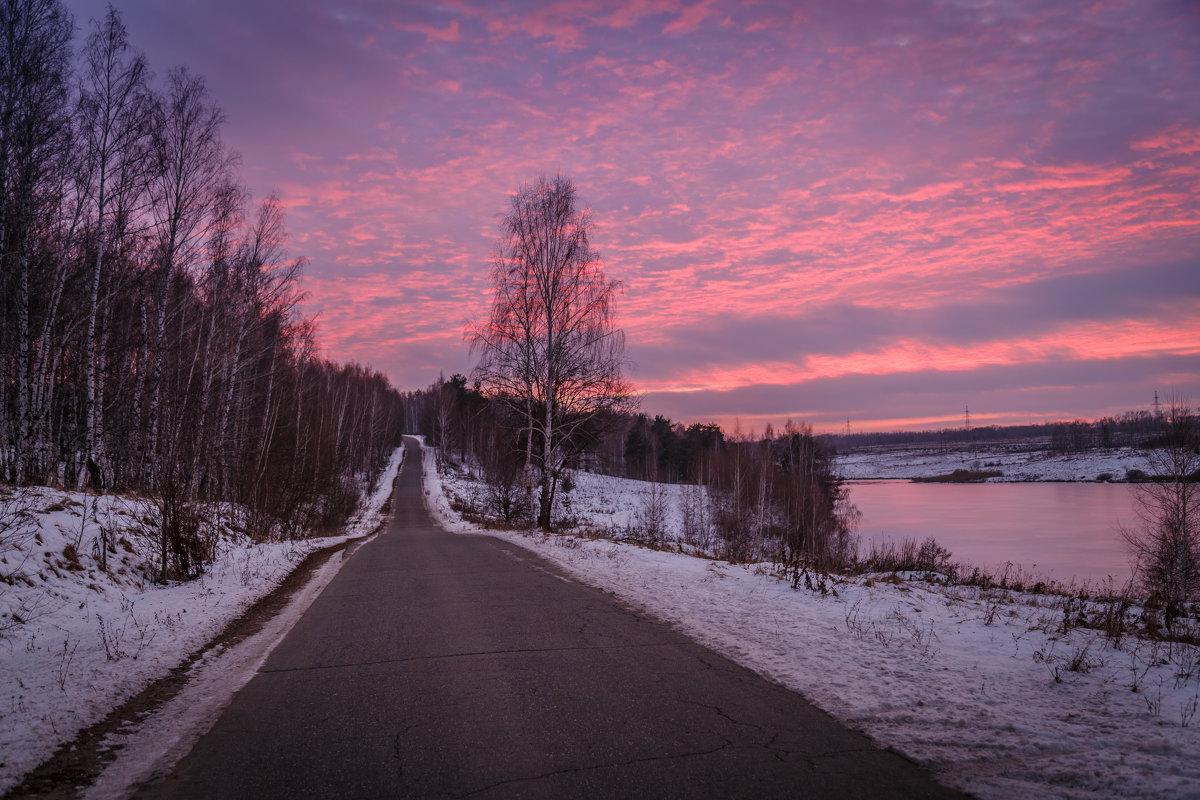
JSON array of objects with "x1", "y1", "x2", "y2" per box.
[
  {"x1": 408, "y1": 376, "x2": 854, "y2": 570},
  {"x1": 825, "y1": 408, "x2": 1170, "y2": 452},
  {"x1": 0, "y1": 1, "x2": 404, "y2": 578}
]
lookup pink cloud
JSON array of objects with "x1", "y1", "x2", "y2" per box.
[
  {"x1": 633, "y1": 315, "x2": 1200, "y2": 398},
  {"x1": 662, "y1": 0, "x2": 717, "y2": 34},
  {"x1": 397, "y1": 18, "x2": 461, "y2": 43},
  {"x1": 95, "y1": 0, "x2": 1197, "y2": 424}
]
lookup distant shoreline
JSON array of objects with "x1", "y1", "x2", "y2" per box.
[{"x1": 835, "y1": 441, "x2": 1147, "y2": 483}]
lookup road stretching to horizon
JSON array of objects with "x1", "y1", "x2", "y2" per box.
[{"x1": 134, "y1": 438, "x2": 964, "y2": 798}]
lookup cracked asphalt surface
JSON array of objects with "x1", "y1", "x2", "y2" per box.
[{"x1": 135, "y1": 439, "x2": 966, "y2": 799}]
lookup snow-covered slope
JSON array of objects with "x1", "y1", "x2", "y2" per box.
[
  {"x1": 836, "y1": 443, "x2": 1149, "y2": 482},
  {"x1": 424, "y1": 443, "x2": 1200, "y2": 800},
  {"x1": 0, "y1": 446, "x2": 403, "y2": 793}
]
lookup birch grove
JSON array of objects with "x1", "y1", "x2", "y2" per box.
[{"x1": 0, "y1": 1, "x2": 404, "y2": 579}]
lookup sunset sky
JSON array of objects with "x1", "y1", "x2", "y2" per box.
[{"x1": 65, "y1": 0, "x2": 1200, "y2": 432}]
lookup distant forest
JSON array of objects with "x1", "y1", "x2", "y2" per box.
[
  {"x1": 402, "y1": 376, "x2": 1173, "y2": 492},
  {"x1": 821, "y1": 408, "x2": 1169, "y2": 452}
]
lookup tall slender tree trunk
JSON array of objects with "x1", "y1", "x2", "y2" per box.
[
  {"x1": 81, "y1": 165, "x2": 107, "y2": 490},
  {"x1": 31, "y1": 206, "x2": 77, "y2": 483},
  {"x1": 216, "y1": 308, "x2": 247, "y2": 499},
  {"x1": 253, "y1": 343, "x2": 279, "y2": 491},
  {"x1": 129, "y1": 304, "x2": 148, "y2": 478},
  {"x1": 188, "y1": 301, "x2": 218, "y2": 497},
  {"x1": 524, "y1": 398, "x2": 534, "y2": 519},
  {"x1": 15, "y1": 236, "x2": 31, "y2": 484},
  {"x1": 145, "y1": 258, "x2": 170, "y2": 484},
  {"x1": 145, "y1": 209, "x2": 179, "y2": 487}
]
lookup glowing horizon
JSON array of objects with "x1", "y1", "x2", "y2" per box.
[{"x1": 64, "y1": 0, "x2": 1200, "y2": 434}]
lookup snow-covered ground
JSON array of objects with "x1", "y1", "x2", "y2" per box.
[
  {"x1": 424, "y1": 443, "x2": 1200, "y2": 799},
  {"x1": 837, "y1": 442, "x2": 1149, "y2": 482},
  {"x1": 0, "y1": 446, "x2": 403, "y2": 794}
]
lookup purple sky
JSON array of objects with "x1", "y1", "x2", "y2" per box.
[{"x1": 65, "y1": 0, "x2": 1200, "y2": 432}]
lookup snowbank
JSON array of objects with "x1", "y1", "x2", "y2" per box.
[
  {"x1": 425, "y1": 443, "x2": 1200, "y2": 799},
  {"x1": 0, "y1": 446, "x2": 403, "y2": 793}
]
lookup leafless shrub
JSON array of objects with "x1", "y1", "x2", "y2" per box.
[
  {"x1": 1144, "y1": 678, "x2": 1164, "y2": 716},
  {"x1": 1034, "y1": 640, "x2": 1106, "y2": 683},
  {"x1": 0, "y1": 486, "x2": 37, "y2": 560},
  {"x1": 791, "y1": 563, "x2": 834, "y2": 595},
  {"x1": 483, "y1": 450, "x2": 529, "y2": 525},
  {"x1": 235, "y1": 544, "x2": 271, "y2": 586},
  {"x1": 56, "y1": 636, "x2": 78, "y2": 691},
  {"x1": 856, "y1": 536, "x2": 953, "y2": 576},
  {"x1": 1182, "y1": 685, "x2": 1199, "y2": 727},
  {"x1": 1128, "y1": 649, "x2": 1154, "y2": 693},
  {"x1": 844, "y1": 597, "x2": 868, "y2": 639},
  {"x1": 96, "y1": 598, "x2": 155, "y2": 661},
  {"x1": 97, "y1": 612, "x2": 124, "y2": 661},
  {"x1": 1059, "y1": 594, "x2": 1089, "y2": 634},
  {"x1": 885, "y1": 609, "x2": 939, "y2": 659},
  {"x1": 633, "y1": 479, "x2": 670, "y2": 547},
  {"x1": 677, "y1": 483, "x2": 708, "y2": 552},
  {"x1": 983, "y1": 596, "x2": 1002, "y2": 626},
  {"x1": 842, "y1": 598, "x2": 936, "y2": 658},
  {"x1": 1096, "y1": 585, "x2": 1136, "y2": 646},
  {"x1": 1067, "y1": 642, "x2": 1103, "y2": 674}
]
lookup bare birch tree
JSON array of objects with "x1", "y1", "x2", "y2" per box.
[
  {"x1": 0, "y1": 2, "x2": 406, "y2": 580},
  {"x1": 1122, "y1": 398, "x2": 1200, "y2": 631},
  {"x1": 77, "y1": 4, "x2": 151, "y2": 489},
  {"x1": 0, "y1": 0, "x2": 72, "y2": 483},
  {"x1": 143, "y1": 66, "x2": 228, "y2": 487},
  {"x1": 471, "y1": 174, "x2": 632, "y2": 530}
]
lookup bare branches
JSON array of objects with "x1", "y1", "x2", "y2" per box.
[
  {"x1": 470, "y1": 174, "x2": 633, "y2": 529},
  {"x1": 0, "y1": 0, "x2": 74, "y2": 484},
  {"x1": 77, "y1": 4, "x2": 153, "y2": 490},
  {"x1": 0, "y1": 2, "x2": 406, "y2": 581},
  {"x1": 1122, "y1": 398, "x2": 1200, "y2": 630}
]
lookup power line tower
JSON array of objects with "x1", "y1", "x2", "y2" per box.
[{"x1": 964, "y1": 405, "x2": 971, "y2": 432}]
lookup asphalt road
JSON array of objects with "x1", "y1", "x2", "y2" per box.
[{"x1": 135, "y1": 438, "x2": 965, "y2": 799}]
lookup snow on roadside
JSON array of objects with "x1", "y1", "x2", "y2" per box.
[
  {"x1": 0, "y1": 446, "x2": 403, "y2": 794},
  {"x1": 422, "y1": 442, "x2": 1200, "y2": 799}
]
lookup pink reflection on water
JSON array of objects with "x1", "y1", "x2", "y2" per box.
[{"x1": 848, "y1": 481, "x2": 1141, "y2": 587}]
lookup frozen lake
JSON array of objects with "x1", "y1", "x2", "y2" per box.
[{"x1": 848, "y1": 481, "x2": 1141, "y2": 586}]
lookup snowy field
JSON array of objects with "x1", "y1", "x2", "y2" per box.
[
  {"x1": 425, "y1": 443, "x2": 1200, "y2": 799},
  {"x1": 836, "y1": 442, "x2": 1149, "y2": 482},
  {"x1": 0, "y1": 447, "x2": 403, "y2": 794}
]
